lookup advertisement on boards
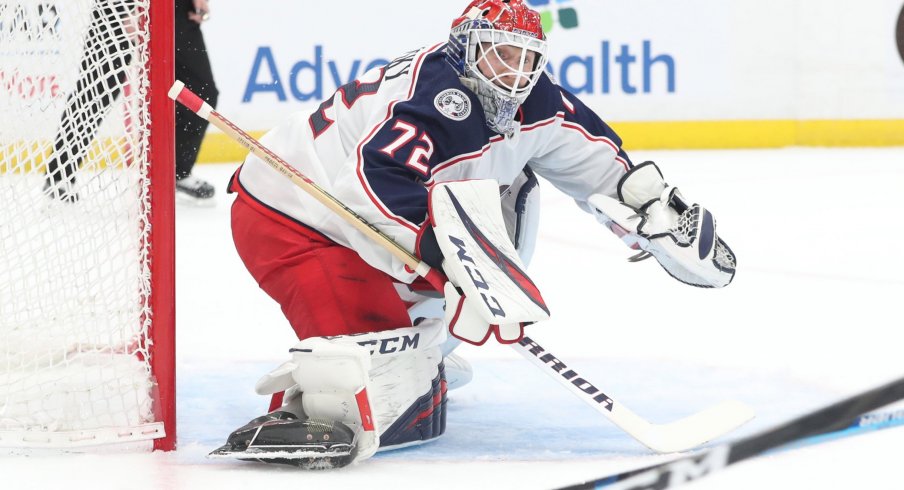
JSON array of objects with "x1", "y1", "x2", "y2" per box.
[
  {"x1": 198, "y1": 0, "x2": 904, "y2": 152},
  {"x1": 205, "y1": 0, "x2": 748, "y2": 129}
]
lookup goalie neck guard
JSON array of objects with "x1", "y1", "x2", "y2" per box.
[{"x1": 444, "y1": 0, "x2": 549, "y2": 136}]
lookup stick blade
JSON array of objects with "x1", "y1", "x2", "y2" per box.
[{"x1": 641, "y1": 400, "x2": 756, "y2": 453}]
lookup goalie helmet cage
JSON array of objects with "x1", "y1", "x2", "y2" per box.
[{"x1": 0, "y1": 0, "x2": 175, "y2": 451}]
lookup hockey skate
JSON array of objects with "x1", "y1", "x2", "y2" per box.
[
  {"x1": 209, "y1": 411, "x2": 359, "y2": 470},
  {"x1": 43, "y1": 176, "x2": 79, "y2": 203},
  {"x1": 175, "y1": 174, "x2": 215, "y2": 205}
]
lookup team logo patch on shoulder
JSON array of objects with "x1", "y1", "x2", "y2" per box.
[{"x1": 434, "y1": 89, "x2": 472, "y2": 121}]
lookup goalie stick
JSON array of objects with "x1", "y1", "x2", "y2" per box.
[
  {"x1": 168, "y1": 81, "x2": 754, "y2": 454},
  {"x1": 556, "y1": 375, "x2": 904, "y2": 490},
  {"x1": 516, "y1": 336, "x2": 753, "y2": 453}
]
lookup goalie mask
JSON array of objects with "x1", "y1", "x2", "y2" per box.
[{"x1": 445, "y1": 0, "x2": 549, "y2": 136}]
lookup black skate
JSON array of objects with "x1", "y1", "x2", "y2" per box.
[
  {"x1": 43, "y1": 177, "x2": 79, "y2": 203},
  {"x1": 175, "y1": 174, "x2": 215, "y2": 204},
  {"x1": 209, "y1": 411, "x2": 358, "y2": 470}
]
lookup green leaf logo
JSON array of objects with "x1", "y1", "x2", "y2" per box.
[{"x1": 527, "y1": 0, "x2": 580, "y2": 32}]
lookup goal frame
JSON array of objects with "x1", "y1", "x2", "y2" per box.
[{"x1": 147, "y1": 0, "x2": 176, "y2": 452}]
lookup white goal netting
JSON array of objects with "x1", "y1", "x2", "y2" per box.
[{"x1": 0, "y1": 0, "x2": 168, "y2": 448}]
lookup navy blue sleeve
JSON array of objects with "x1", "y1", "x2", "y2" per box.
[
  {"x1": 358, "y1": 52, "x2": 491, "y2": 226},
  {"x1": 359, "y1": 118, "x2": 432, "y2": 225}
]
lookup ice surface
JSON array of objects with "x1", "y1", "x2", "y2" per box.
[{"x1": 4, "y1": 148, "x2": 903, "y2": 489}]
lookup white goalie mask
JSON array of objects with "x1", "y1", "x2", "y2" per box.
[{"x1": 445, "y1": 0, "x2": 549, "y2": 136}]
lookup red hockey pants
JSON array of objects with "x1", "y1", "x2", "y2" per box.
[{"x1": 230, "y1": 195, "x2": 412, "y2": 340}]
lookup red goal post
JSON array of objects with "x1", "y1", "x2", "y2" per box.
[{"x1": 148, "y1": 0, "x2": 176, "y2": 453}]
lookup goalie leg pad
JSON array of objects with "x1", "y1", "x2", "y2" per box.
[
  {"x1": 254, "y1": 320, "x2": 448, "y2": 396},
  {"x1": 290, "y1": 338, "x2": 446, "y2": 454},
  {"x1": 404, "y1": 297, "x2": 474, "y2": 391},
  {"x1": 210, "y1": 340, "x2": 378, "y2": 467},
  {"x1": 378, "y1": 360, "x2": 447, "y2": 449},
  {"x1": 233, "y1": 322, "x2": 449, "y2": 466}
]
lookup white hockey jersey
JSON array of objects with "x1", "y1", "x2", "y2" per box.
[{"x1": 232, "y1": 43, "x2": 632, "y2": 284}]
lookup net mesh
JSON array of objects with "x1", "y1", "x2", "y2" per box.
[{"x1": 0, "y1": 0, "x2": 160, "y2": 446}]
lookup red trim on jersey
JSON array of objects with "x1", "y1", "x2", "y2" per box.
[
  {"x1": 561, "y1": 121, "x2": 619, "y2": 152},
  {"x1": 430, "y1": 144, "x2": 491, "y2": 176},
  {"x1": 311, "y1": 67, "x2": 387, "y2": 139},
  {"x1": 413, "y1": 220, "x2": 431, "y2": 258},
  {"x1": 309, "y1": 101, "x2": 336, "y2": 138},
  {"x1": 430, "y1": 111, "x2": 629, "y2": 183},
  {"x1": 560, "y1": 91, "x2": 576, "y2": 114},
  {"x1": 520, "y1": 112, "x2": 563, "y2": 133},
  {"x1": 353, "y1": 44, "x2": 445, "y2": 235},
  {"x1": 429, "y1": 113, "x2": 563, "y2": 179},
  {"x1": 428, "y1": 133, "x2": 504, "y2": 178},
  {"x1": 339, "y1": 67, "x2": 386, "y2": 109},
  {"x1": 560, "y1": 121, "x2": 629, "y2": 171},
  {"x1": 426, "y1": 181, "x2": 440, "y2": 227}
]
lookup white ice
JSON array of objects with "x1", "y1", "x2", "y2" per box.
[{"x1": 4, "y1": 147, "x2": 904, "y2": 490}]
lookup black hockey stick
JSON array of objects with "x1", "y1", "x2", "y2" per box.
[
  {"x1": 556, "y1": 375, "x2": 904, "y2": 490},
  {"x1": 775, "y1": 406, "x2": 904, "y2": 452}
]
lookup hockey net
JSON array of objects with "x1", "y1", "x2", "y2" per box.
[{"x1": 0, "y1": 0, "x2": 174, "y2": 449}]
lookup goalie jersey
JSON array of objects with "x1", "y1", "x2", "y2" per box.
[{"x1": 233, "y1": 43, "x2": 633, "y2": 283}]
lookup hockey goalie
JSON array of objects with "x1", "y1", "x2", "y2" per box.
[{"x1": 212, "y1": 0, "x2": 736, "y2": 469}]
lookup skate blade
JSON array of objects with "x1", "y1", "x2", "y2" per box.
[
  {"x1": 209, "y1": 443, "x2": 354, "y2": 469},
  {"x1": 208, "y1": 444, "x2": 353, "y2": 459}
]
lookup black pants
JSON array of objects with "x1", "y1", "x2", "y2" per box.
[
  {"x1": 47, "y1": 0, "x2": 218, "y2": 183},
  {"x1": 174, "y1": 0, "x2": 218, "y2": 179}
]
